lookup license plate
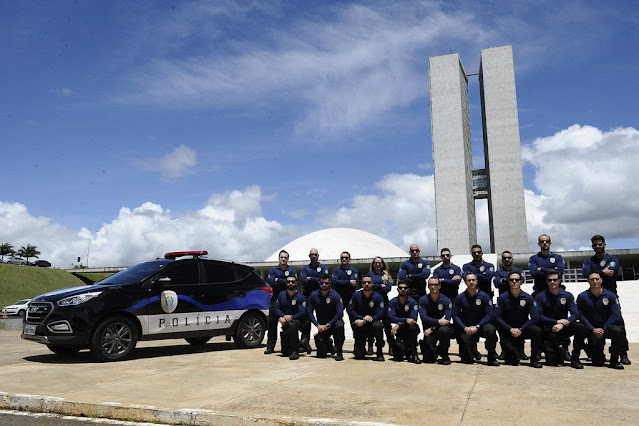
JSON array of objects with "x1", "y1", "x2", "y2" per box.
[{"x1": 23, "y1": 324, "x2": 36, "y2": 336}]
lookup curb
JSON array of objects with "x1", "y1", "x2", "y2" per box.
[{"x1": 0, "y1": 392, "x2": 393, "y2": 425}]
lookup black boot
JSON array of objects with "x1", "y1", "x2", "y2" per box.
[
  {"x1": 487, "y1": 351, "x2": 500, "y2": 367},
  {"x1": 531, "y1": 351, "x2": 543, "y2": 369},
  {"x1": 375, "y1": 347, "x2": 385, "y2": 362},
  {"x1": 620, "y1": 351, "x2": 631, "y2": 365},
  {"x1": 610, "y1": 351, "x2": 624, "y2": 370},
  {"x1": 366, "y1": 340, "x2": 374, "y2": 355}
]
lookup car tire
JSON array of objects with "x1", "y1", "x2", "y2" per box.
[
  {"x1": 185, "y1": 337, "x2": 210, "y2": 345},
  {"x1": 17, "y1": 310, "x2": 25, "y2": 317},
  {"x1": 47, "y1": 345, "x2": 82, "y2": 356},
  {"x1": 89, "y1": 315, "x2": 138, "y2": 362},
  {"x1": 233, "y1": 312, "x2": 266, "y2": 349}
]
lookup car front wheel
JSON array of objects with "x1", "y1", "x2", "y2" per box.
[
  {"x1": 233, "y1": 312, "x2": 265, "y2": 349},
  {"x1": 89, "y1": 315, "x2": 138, "y2": 361}
]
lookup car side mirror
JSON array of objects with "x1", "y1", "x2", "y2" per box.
[{"x1": 152, "y1": 276, "x2": 171, "y2": 287}]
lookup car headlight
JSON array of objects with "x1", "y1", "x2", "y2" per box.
[{"x1": 57, "y1": 291, "x2": 102, "y2": 306}]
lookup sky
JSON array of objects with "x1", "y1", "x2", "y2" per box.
[{"x1": 1, "y1": 0, "x2": 638, "y2": 268}]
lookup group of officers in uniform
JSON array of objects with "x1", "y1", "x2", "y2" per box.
[{"x1": 263, "y1": 234, "x2": 631, "y2": 370}]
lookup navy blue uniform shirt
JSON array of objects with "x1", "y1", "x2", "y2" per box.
[
  {"x1": 347, "y1": 290, "x2": 385, "y2": 322},
  {"x1": 453, "y1": 290, "x2": 494, "y2": 329},
  {"x1": 307, "y1": 289, "x2": 344, "y2": 327},
  {"x1": 301, "y1": 262, "x2": 330, "y2": 295},
  {"x1": 274, "y1": 290, "x2": 307, "y2": 320},
  {"x1": 432, "y1": 264, "x2": 462, "y2": 288},
  {"x1": 582, "y1": 253, "x2": 620, "y2": 294},
  {"x1": 267, "y1": 265, "x2": 298, "y2": 297},
  {"x1": 332, "y1": 266, "x2": 358, "y2": 292},
  {"x1": 577, "y1": 288, "x2": 621, "y2": 331},
  {"x1": 534, "y1": 288, "x2": 579, "y2": 325},
  {"x1": 367, "y1": 271, "x2": 392, "y2": 297},
  {"x1": 462, "y1": 261, "x2": 495, "y2": 293},
  {"x1": 418, "y1": 294, "x2": 453, "y2": 328},
  {"x1": 388, "y1": 296, "x2": 419, "y2": 324},
  {"x1": 528, "y1": 252, "x2": 565, "y2": 290},
  {"x1": 494, "y1": 290, "x2": 538, "y2": 331}
]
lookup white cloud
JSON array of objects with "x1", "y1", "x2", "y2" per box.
[
  {"x1": 316, "y1": 173, "x2": 437, "y2": 251},
  {"x1": 0, "y1": 186, "x2": 293, "y2": 268},
  {"x1": 522, "y1": 125, "x2": 639, "y2": 248},
  {"x1": 140, "y1": 144, "x2": 197, "y2": 178}
]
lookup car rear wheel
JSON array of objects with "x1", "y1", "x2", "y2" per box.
[
  {"x1": 47, "y1": 345, "x2": 82, "y2": 356},
  {"x1": 89, "y1": 315, "x2": 138, "y2": 362},
  {"x1": 17, "y1": 310, "x2": 25, "y2": 317},
  {"x1": 185, "y1": 337, "x2": 210, "y2": 345},
  {"x1": 233, "y1": 312, "x2": 265, "y2": 349}
]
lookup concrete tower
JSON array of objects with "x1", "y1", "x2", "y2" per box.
[
  {"x1": 480, "y1": 46, "x2": 528, "y2": 254},
  {"x1": 429, "y1": 54, "x2": 477, "y2": 255},
  {"x1": 429, "y1": 45, "x2": 528, "y2": 255}
]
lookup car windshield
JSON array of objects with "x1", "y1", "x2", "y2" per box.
[
  {"x1": 96, "y1": 259, "x2": 173, "y2": 286},
  {"x1": 16, "y1": 300, "x2": 30, "y2": 304}
]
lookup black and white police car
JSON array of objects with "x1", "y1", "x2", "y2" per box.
[{"x1": 22, "y1": 251, "x2": 272, "y2": 361}]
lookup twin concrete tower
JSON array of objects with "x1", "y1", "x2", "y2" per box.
[{"x1": 429, "y1": 45, "x2": 528, "y2": 255}]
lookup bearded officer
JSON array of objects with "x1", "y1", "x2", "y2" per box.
[
  {"x1": 528, "y1": 234, "x2": 565, "y2": 298},
  {"x1": 494, "y1": 271, "x2": 543, "y2": 368},
  {"x1": 307, "y1": 274, "x2": 345, "y2": 361},
  {"x1": 535, "y1": 271, "x2": 586, "y2": 368},
  {"x1": 493, "y1": 251, "x2": 524, "y2": 295},
  {"x1": 387, "y1": 280, "x2": 421, "y2": 363},
  {"x1": 432, "y1": 248, "x2": 462, "y2": 301},
  {"x1": 274, "y1": 276, "x2": 307, "y2": 360},
  {"x1": 581, "y1": 235, "x2": 630, "y2": 365},
  {"x1": 348, "y1": 276, "x2": 386, "y2": 361},
  {"x1": 462, "y1": 245, "x2": 495, "y2": 299}
]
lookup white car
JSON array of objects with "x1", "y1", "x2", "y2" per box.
[
  {"x1": 3, "y1": 299, "x2": 31, "y2": 317},
  {"x1": 5, "y1": 256, "x2": 27, "y2": 265}
]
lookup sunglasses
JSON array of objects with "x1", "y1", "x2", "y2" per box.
[
  {"x1": 398, "y1": 286, "x2": 409, "y2": 290},
  {"x1": 319, "y1": 282, "x2": 330, "y2": 285},
  {"x1": 309, "y1": 253, "x2": 319, "y2": 257},
  {"x1": 592, "y1": 243, "x2": 604, "y2": 247},
  {"x1": 539, "y1": 239, "x2": 551, "y2": 243},
  {"x1": 340, "y1": 257, "x2": 349, "y2": 260},
  {"x1": 410, "y1": 249, "x2": 420, "y2": 253},
  {"x1": 502, "y1": 256, "x2": 512, "y2": 260},
  {"x1": 441, "y1": 254, "x2": 451, "y2": 257},
  {"x1": 508, "y1": 278, "x2": 521, "y2": 282},
  {"x1": 472, "y1": 251, "x2": 482, "y2": 255},
  {"x1": 362, "y1": 281, "x2": 373, "y2": 285},
  {"x1": 286, "y1": 280, "x2": 297, "y2": 284},
  {"x1": 546, "y1": 278, "x2": 560, "y2": 282}
]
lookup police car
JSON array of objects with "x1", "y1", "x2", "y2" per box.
[{"x1": 22, "y1": 251, "x2": 272, "y2": 361}]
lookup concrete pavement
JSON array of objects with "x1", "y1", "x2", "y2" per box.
[{"x1": 1, "y1": 330, "x2": 637, "y2": 425}]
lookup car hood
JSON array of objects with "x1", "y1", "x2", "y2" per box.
[{"x1": 32, "y1": 284, "x2": 115, "y2": 301}]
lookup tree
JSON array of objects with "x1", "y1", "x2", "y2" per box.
[
  {"x1": 0, "y1": 243, "x2": 14, "y2": 262},
  {"x1": 17, "y1": 244, "x2": 40, "y2": 263}
]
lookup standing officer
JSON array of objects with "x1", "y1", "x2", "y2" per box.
[
  {"x1": 398, "y1": 244, "x2": 431, "y2": 300},
  {"x1": 528, "y1": 234, "x2": 565, "y2": 297},
  {"x1": 535, "y1": 271, "x2": 586, "y2": 368},
  {"x1": 462, "y1": 245, "x2": 495, "y2": 299},
  {"x1": 388, "y1": 280, "x2": 421, "y2": 363},
  {"x1": 494, "y1": 271, "x2": 543, "y2": 368},
  {"x1": 493, "y1": 251, "x2": 524, "y2": 295},
  {"x1": 348, "y1": 276, "x2": 386, "y2": 361},
  {"x1": 577, "y1": 271, "x2": 626, "y2": 369},
  {"x1": 265, "y1": 250, "x2": 297, "y2": 354},
  {"x1": 367, "y1": 256, "x2": 394, "y2": 355},
  {"x1": 453, "y1": 273, "x2": 499, "y2": 366},
  {"x1": 432, "y1": 248, "x2": 462, "y2": 301},
  {"x1": 307, "y1": 274, "x2": 345, "y2": 361},
  {"x1": 582, "y1": 235, "x2": 630, "y2": 365},
  {"x1": 300, "y1": 248, "x2": 329, "y2": 354},
  {"x1": 419, "y1": 277, "x2": 454, "y2": 365},
  {"x1": 274, "y1": 276, "x2": 307, "y2": 360},
  {"x1": 332, "y1": 251, "x2": 358, "y2": 309}
]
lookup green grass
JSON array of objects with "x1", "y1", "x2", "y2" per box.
[{"x1": 0, "y1": 264, "x2": 86, "y2": 309}]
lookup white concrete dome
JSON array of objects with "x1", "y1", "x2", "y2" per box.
[{"x1": 265, "y1": 227, "x2": 408, "y2": 262}]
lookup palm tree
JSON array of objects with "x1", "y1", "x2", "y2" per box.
[
  {"x1": 0, "y1": 243, "x2": 14, "y2": 262},
  {"x1": 17, "y1": 244, "x2": 40, "y2": 263}
]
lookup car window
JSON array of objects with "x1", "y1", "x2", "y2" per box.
[
  {"x1": 203, "y1": 262, "x2": 247, "y2": 283},
  {"x1": 98, "y1": 260, "x2": 173, "y2": 285},
  {"x1": 162, "y1": 261, "x2": 199, "y2": 285}
]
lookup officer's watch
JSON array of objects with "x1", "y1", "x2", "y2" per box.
[{"x1": 326, "y1": 323, "x2": 331, "y2": 329}]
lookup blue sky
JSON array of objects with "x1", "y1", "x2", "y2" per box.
[{"x1": 1, "y1": 1, "x2": 638, "y2": 267}]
